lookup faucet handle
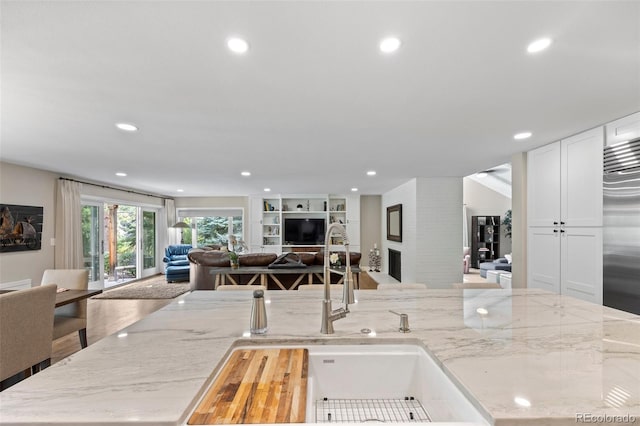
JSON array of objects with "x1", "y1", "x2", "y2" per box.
[{"x1": 389, "y1": 310, "x2": 410, "y2": 333}]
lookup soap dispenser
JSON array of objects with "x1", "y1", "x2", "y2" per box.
[{"x1": 250, "y1": 290, "x2": 268, "y2": 334}]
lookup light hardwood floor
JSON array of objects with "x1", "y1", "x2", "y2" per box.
[
  {"x1": 463, "y1": 268, "x2": 487, "y2": 283},
  {"x1": 51, "y1": 297, "x2": 172, "y2": 364}
]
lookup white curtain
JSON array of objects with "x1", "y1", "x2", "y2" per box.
[
  {"x1": 55, "y1": 180, "x2": 83, "y2": 268},
  {"x1": 165, "y1": 199, "x2": 178, "y2": 245},
  {"x1": 462, "y1": 204, "x2": 469, "y2": 248}
]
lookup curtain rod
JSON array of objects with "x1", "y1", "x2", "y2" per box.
[{"x1": 59, "y1": 177, "x2": 171, "y2": 201}]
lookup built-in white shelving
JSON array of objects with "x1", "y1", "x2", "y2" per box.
[{"x1": 249, "y1": 194, "x2": 360, "y2": 254}]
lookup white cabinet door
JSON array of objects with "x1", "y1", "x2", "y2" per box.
[
  {"x1": 606, "y1": 111, "x2": 640, "y2": 147},
  {"x1": 527, "y1": 142, "x2": 561, "y2": 227},
  {"x1": 527, "y1": 127, "x2": 604, "y2": 304},
  {"x1": 248, "y1": 196, "x2": 264, "y2": 249},
  {"x1": 346, "y1": 195, "x2": 360, "y2": 223},
  {"x1": 528, "y1": 227, "x2": 603, "y2": 304},
  {"x1": 528, "y1": 227, "x2": 561, "y2": 294},
  {"x1": 345, "y1": 195, "x2": 360, "y2": 249},
  {"x1": 561, "y1": 127, "x2": 603, "y2": 227},
  {"x1": 561, "y1": 227, "x2": 603, "y2": 304}
]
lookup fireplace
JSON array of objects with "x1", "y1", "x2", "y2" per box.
[{"x1": 388, "y1": 249, "x2": 401, "y2": 282}]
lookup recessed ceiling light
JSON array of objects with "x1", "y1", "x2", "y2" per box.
[
  {"x1": 227, "y1": 37, "x2": 249, "y2": 54},
  {"x1": 177, "y1": 189, "x2": 184, "y2": 193},
  {"x1": 115, "y1": 172, "x2": 127, "y2": 177},
  {"x1": 264, "y1": 188, "x2": 271, "y2": 192},
  {"x1": 477, "y1": 172, "x2": 488, "y2": 178},
  {"x1": 514, "y1": 396, "x2": 532, "y2": 408},
  {"x1": 241, "y1": 171, "x2": 251, "y2": 177},
  {"x1": 367, "y1": 170, "x2": 377, "y2": 176},
  {"x1": 527, "y1": 38, "x2": 552, "y2": 53},
  {"x1": 514, "y1": 132, "x2": 532, "y2": 140},
  {"x1": 476, "y1": 307, "x2": 489, "y2": 315},
  {"x1": 379, "y1": 37, "x2": 401, "y2": 54},
  {"x1": 115, "y1": 123, "x2": 138, "y2": 132},
  {"x1": 351, "y1": 188, "x2": 358, "y2": 192}
]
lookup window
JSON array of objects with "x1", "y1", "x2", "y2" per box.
[{"x1": 177, "y1": 208, "x2": 243, "y2": 249}]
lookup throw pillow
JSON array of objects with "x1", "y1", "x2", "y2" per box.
[{"x1": 505, "y1": 253, "x2": 513, "y2": 264}]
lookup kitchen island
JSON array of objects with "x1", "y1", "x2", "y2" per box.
[{"x1": 0, "y1": 289, "x2": 638, "y2": 425}]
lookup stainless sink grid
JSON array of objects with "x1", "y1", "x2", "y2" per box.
[{"x1": 315, "y1": 397, "x2": 431, "y2": 423}]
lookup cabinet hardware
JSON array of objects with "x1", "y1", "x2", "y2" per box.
[
  {"x1": 553, "y1": 229, "x2": 559, "y2": 233},
  {"x1": 553, "y1": 221, "x2": 558, "y2": 225},
  {"x1": 560, "y1": 221, "x2": 565, "y2": 225}
]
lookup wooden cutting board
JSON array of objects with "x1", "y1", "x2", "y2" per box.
[{"x1": 188, "y1": 348, "x2": 308, "y2": 424}]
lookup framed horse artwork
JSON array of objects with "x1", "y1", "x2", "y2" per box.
[{"x1": 0, "y1": 204, "x2": 43, "y2": 252}]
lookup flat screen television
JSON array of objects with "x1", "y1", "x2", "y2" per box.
[{"x1": 284, "y1": 218, "x2": 325, "y2": 245}]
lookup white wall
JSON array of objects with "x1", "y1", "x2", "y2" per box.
[
  {"x1": 360, "y1": 195, "x2": 381, "y2": 260},
  {"x1": 511, "y1": 152, "x2": 527, "y2": 288},
  {"x1": 382, "y1": 179, "x2": 417, "y2": 282},
  {"x1": 463, "y1": 177, "x2": 512, "y2": 256},
  {"x1": 0, "y1": 162, "x2": 57, "y2": 285},
  {"x1": 382, "y1": 178, "x2": 463, "y2": 288},
  {"x1": 415, "y1": 177, "x2": 463, "y2": 288}
]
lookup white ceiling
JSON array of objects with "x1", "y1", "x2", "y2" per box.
[{"x1": 1, "y1": 1, "x2": 639, "y2": 197}]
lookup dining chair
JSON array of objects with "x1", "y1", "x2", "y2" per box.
[
  {"x1": 0, "y1": 284, "x2": 57, "y2": 390},
  {"x1": 41, "y1": 269, "x2": 89, "y2": 348}
]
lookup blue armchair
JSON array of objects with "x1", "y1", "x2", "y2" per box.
[{"x1": 163, "y1": 244, "x2": 192, "y2": 282}]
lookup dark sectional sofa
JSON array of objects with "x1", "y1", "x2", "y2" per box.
[
  {"x1": 188, "y1": 247, "x2": 361, "y2": 290},
  {"x1": 479, "y1": 258, "x2": 512, "y2": 278}
]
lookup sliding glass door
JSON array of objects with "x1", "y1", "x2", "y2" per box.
[
  {"x1": 114, "y1": 205, "x2": 137, "y2": 282},
  {"x1": 140, "y1": 209, "x2": 156, "y2": 278},
  {"x1": 82, "y1": 201, "x2": 159, "y2": 288},
  {"x1": 82, "y1": 202, "x2": 104, "y2": 287}
]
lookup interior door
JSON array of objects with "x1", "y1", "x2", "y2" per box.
[
  {"x1": 140, "y1": 208, "x2": 158, "y2": 278},
  {"x1": 82, "y1": 202, "x2": 104, "y2": 289}
]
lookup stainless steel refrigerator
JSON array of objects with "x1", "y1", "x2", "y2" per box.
[{"x1": 603, "y1": 139, "x2": 640, "y2": 314}]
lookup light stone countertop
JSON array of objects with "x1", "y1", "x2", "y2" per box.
[{"x1": 0, "y1": 288, "x2": 639, "y2": 426}]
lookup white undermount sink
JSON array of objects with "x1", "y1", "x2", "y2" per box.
[
  {"x1": 194, "y1": 342, "x2": 491, "y2": 425},
  {"x1": 304, "y1": 343, "x2": 488, "y2": 424}
]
